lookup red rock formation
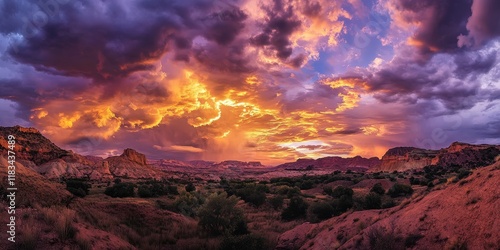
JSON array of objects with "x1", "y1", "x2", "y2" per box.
[
  {"x1": 374, "y1": 142, "x2": 500, "y2": 172},
  {"x1": 121, "y1": 148, "x2": 147, "y2": 165}
]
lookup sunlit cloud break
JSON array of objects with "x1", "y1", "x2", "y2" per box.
[{"x1": 0, "y1": 0, "x2": 499, "y2": 165}]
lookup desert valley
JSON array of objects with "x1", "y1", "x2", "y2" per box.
[
  {"x1": 1, "y1": 0, "x2": 500, "y2": 249},
  {"x1": 1, "y1": 125, "x2": 499, "y2": 250}
]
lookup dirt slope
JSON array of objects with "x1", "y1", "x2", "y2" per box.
[{"x1": 277, "y1": 161, "x2": 500, "y2": 250}]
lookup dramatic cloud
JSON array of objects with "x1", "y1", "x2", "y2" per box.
[{"x1": 0, "y1": 0, "x2": 498, "y2": 165}]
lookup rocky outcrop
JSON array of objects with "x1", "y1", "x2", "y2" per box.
[
  {"x1": 0, "y1": 126, "x2": 69, "y2": 165},
  {"x1": 106, "y1": 149, "x2": 165, "y2": 179},
  {"x1": 121, "y1": 148, "x2": 147, "y2": 165},
  {"x1": 0, "y1": 155, "x2": 72, "y2": 206},
  {"x1": 376, "y1": 147, "x2": 438, "y2": 172},
  {"x1": 375, "y1": 142, "x2": 500, "y2": 172}
]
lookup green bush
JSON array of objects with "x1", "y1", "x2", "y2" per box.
[
  {"x1": 219, "y1": 234, "x2": 268, "y2": 250},
  {"x1": 457, "y1": 169, "x2": 471, "y2": 180},
  {"x1": 308, "y1": 202, "x2": 334, "y2": 222},
  {"x1": 234, "y1": 184, "x2": 267, "y2": 207},
  {"x1": 370, "y1": 183, "x2": 385, "y2": 195},
  {"x1": 381, "y1": 199, "x2": 397, "y2": 209},
  {"x1": 323, "y1": 186, "x2": 333, "y2": 196},
  {"x1": 364, "y1": 193, "x2": 382, "y2": 209},
  {"x1": 268, "y1": 195, "x2": 284, "y2": 210},
  {"x1": 174, "y1": 191, "x2": 205, "y2": 217},
  {"x1": 331, "y1": 186, "x2": 353, "y2": 198},
  {"x1": 198, "y1": 192, "x2": 246, "y2": 236},
  {"x1": 331, "y1": 195, "x2": 353, "y2": 215},
  {"x1": 185, "y1": 182, "x2": 196, "y2": 192},
  {"x1": 387, "y1": 184, "x2": 413, "y2": 198},
  {"x1": 66, "y1": 179, "x2": 91, "y2": 197},
  {"x1": 299, "y1": 180, "x2": 314, "y2": 190},
  {"x1": 104, "y1": 182, "x2": 135, "y2": 198},
  {"x1": 281, "y1": 196, "x2": 309, "y2": 221},
  {"x1": 137, "y1": 182, "x2": 170, "y2": 198}
]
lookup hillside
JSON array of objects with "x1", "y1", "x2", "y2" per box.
[
  {"x1": 374, "y1": 142, "x2": 500, "y2": 172},
  {"x1": 0, "y1": 126, "x2": 69, "y2": 165},
  {"x1": 277, "y1": 161, "x2": 500, "y2": 250}
]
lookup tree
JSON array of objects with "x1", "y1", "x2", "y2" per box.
[
  {"x1": 387, "y1": 184, "x2": 413, "y2": 198},
  {"x1": 235, "y1": 184, "x2": 267, "y2": 207},
  {"x1": 66, "y1": 179, "x2": 91, "y2": 197},
  {"x1": 198, "y1": 192, "x2": 246, "y2": 236},
  {"x1": 268, "y1": 195, "x2": 284, "y2": 210},
  {"x1": 370, "y1": 183, "x2": 385, "y2": 195},
  {"x1": 281, "y1": 196, "x2": 309, "y2": 221},
  {"x1": 364, "y1": 192, "x2": 382, "y2": 209},
  {"x1": 174, "y1": 191, "x2": 205, "y2": 217},
  {"x1": 185, "y1": 182, "x2": 196, "y2": 192},
  {"x1": 308, "y1": 202, "x2": 334, "y2": 222},
  {"x1": 331, "y1": 186, "x2": 354, "y2": 198}
]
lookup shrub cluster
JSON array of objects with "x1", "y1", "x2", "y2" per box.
[
  {"x1": 387, "y1": 183, "x2": 413, "y2": 198},
  {"x1": 104, "y1": 182, "x2": 135, "y2": 198},
  {"x1": 137, "y1": 181, "x2": 177, "y2": 198},
  {"x1": 281, "y1": 196, "x2": 309, "y2": 221},
  {"x1": 66, "y1": 179, "x2": 91, "y2": 197},
  {"x1": 198, "y1": 192, "x2": 247, "y2": 236}
]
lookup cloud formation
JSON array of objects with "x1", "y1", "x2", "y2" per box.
[{"x1": 0, "y1": 0, "x2": 498, "y2": 165}]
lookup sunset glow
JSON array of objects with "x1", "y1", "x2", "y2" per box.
[{"x1": 1, "y1": 0, "x2": 499, "y2": 165}]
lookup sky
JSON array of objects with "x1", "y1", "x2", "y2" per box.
[{"x1": 0, "y1": 0, "x2": 499, "y2": 165}]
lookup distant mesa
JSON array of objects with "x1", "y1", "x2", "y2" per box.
[
  {"x1": 276, "y1": 156, "x2": 381, "y2": 172},
  {"x1": 1, "y1": 125, "x2": 499, "y2": 180},
  {"x1": 121, "y1": 148, "x2": 147, "y2": 165}
]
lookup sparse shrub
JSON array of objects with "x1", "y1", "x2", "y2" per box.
[
  {"x1": 405, "y1": 233, "x2": 424, "y2": 248},
  {"x1": 268, "y1": 195, "x2": 284, "y2": 210},
  {"x1": 382, "y1": 199, "x2": 397, "y2": 209},
  {"x1": 457, "y1": 169, "x2": 472, "y2": 180},
  {"x1": 75, "y1": 233, "x2": 93, "y2": 250},
  {"x1": 281, "y1": 196, "x2": 309, "y2": 221},
  {"x1": 308, "y1": 202, "x2": 334, "y2": 222},
  {"x1": 66, "y1": 179, "x2": 91, "y2": 197},
  {"x1": 198, "y1": 192, "x2": 246, "y2": 236},
  {"x1": 367, "y1": 226, "x2": 404, "y2": 250},
  {"x1": 185, "y1": 182, "x2": 196, "y2": 192},
  {"x1": 104, "y1": 182, "x2": 135, "y2": 197},
  {"x1": 370, "y1": 183, "x2": 385, "y2": 195},
  {"x1": 427, "y1": 181, "x2": 434, "y2": 188},
  {"x1": 56, "y1": 208, "x2": 77, "y2": 241},
  {"x1": 16, "y1": 223, "x2": 40, "y2": 250},
  {"x1": 114, "y1": 178, "x2": 122, "y2": 184},
  {"x1": 448, "y1": 238, "x2": 468, "y2": 250},
  {"x1": 387, "y1": 183, "x2": 413, "y2": 198},
  {"x1": 219, "y1": 234, "x2": 268, "y2": 250},
  {"x1": 364, "y1": 192, "x2": 382, "y2": 209}
]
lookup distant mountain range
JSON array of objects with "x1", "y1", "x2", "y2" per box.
[{"x1": 0, "y1": 126, "x2": 499, "y2": 180}]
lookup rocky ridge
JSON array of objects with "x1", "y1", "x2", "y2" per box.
[{"x1": 374, "y1": 142, "x2": 500, "y2": 172}]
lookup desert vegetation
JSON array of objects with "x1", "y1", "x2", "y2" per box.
[{"x1": 2, "y1": 159, "x2": 497, "y2": 250}]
